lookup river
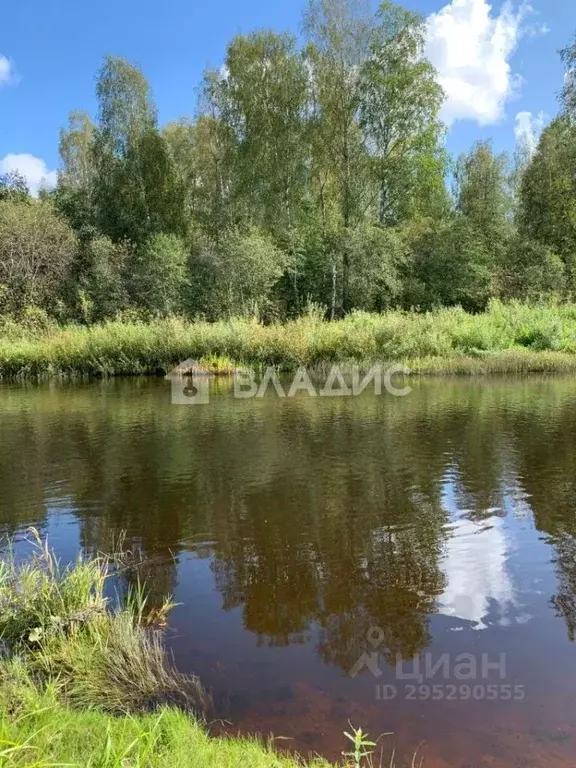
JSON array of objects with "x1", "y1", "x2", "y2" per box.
[{"x1": 2, "y1": 375, "x2": 576, "y2": 766}]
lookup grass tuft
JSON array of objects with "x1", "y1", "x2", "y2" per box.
[{"x1": 0, "y1": 529, "x2": 207, "y2": 717}]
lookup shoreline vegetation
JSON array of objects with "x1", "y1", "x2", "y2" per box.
[
  {"x1": 2, "y1": 7, "x2": 576, "y2": 390},
  {"x1": 0, "y1": 532, "x2": 398, "y2": 767},
  {"x1": 2, "y1": 15, "x2": 576, "y2": 388},
  {"x1": 1, "y1": 302, "x2": 576, "y2": 380}
]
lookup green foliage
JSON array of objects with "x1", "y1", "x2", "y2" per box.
[
  {"x1": 303, "y1": 0, "x2": 374, "y2": 311},
  {"x1": 518, "y1": 118, "x2": 576, "y2": 287},
  {"x1": 1, "y1": 302, "x2": 576, "y2": 379},
  {"x1": 190, "y1": 229, "x2": 289, "y2": 319},
  {"x1": 0, "y1": 531, "x2": 108, "y2": 648},
  {"x1": 0, "y1": 530, "x2": 206, "y2": 716},
  {"x1": 0, "y1": 171, "x2": 30, "y2": 203},
  {"x1": 59, "y1": 111, "x2": 96, "y2": 190},
  {"x1": 74, "y1": 236, "x2": 132, "y2": 322},
  {"x1": 129, "y1": 234, "x2": 188, "y2": 316},
  {"x1": 86, "y1": 57, "x2": 187, "y2": 246},
  {"x1": 0, "y1": 538, "x2": 411, "y2": 767},
  {"x1": 337, "y1": 225, "x2": 406, "y2": 310},
  {"x1": 561, "y1": 33, "x2": 576, "y2": 118},
  {"x1": 406, "y1": 217, "x2": 495, "y2": 311},
  {"x1": 454, "y1": 140, "x2": 513, "y2": 262},
  {"x1": 342, "y1": 725, "x2": 378, "y2": 767},
  {"x1": 6, "y1": 18, "x2": 576, "y2": 323},
  {"x1": 499, "y1": 238, "x2": 566, "y2": 300},
  {"x1": 207, "y1": 31, "x2": 309, "y2": 234},
  {"x1": 95, "y1": 56, "x2": 157, "y2": 158},
  {"x1": 359, "y1": 1, "x2": 446, "y2": 225},
  {"x1": 0, "y1": 700, "x2": 336, "y2": 767},
  {"x1": 0, "y1": 200, "x2": 77, "y2": 314}
]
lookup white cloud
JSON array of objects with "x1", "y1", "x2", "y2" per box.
[
  {"x1": 527, "y1": 21, "x2": 550, "y2": 38},
  {"x1": 0, "y1": 54, "x2": 14, "y2": 86},
  {"x1": 426, "y1": 0, "x2": 529, "y2": 126},
  {"x1": 0, "y1": 154, "x2": 57, "y2": 197},
  {"x1": 514, "y1": 110, "x2": 546, "y2": 156}
]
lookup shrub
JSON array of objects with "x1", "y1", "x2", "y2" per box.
[
  {"x1": 129, "y1": 233, "x2": 189, "y2": 316},
  {"x1": 0, "y1": 200, "x2": 77, "y2": 313}
]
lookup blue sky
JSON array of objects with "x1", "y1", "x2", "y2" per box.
[{"x1": 0, "y1": 0, "x2": 573, "y2": 194}]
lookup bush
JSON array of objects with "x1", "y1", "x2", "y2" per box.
[
  {"x1": 129, "y1": 233, "x2": 189, "y2": 316},
  {"x1": 342, "y1": 225, "x2": 406, "y2": 311},
  {"x1": 190, "y1": 229, "x2": 289, "y2": 319},
  {"x1": 405, "y1": 217, "x2": 495, "y2": 311},
  {"x1": 75, "y1": 236, "x2": 132, "y2": 322},
  {"x1": 499, "y1": 238, "x2": 566, "y2": 300},
  {"x1": 0, "y1": 199, "x2": 78, "y2": 313},
  {"x1": 0, "y1": 302, "x2": 576, "y2": 378}
]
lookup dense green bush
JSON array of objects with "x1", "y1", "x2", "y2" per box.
[{"x1": 0, "y1": 200, "x2": 77, "y2": 314}]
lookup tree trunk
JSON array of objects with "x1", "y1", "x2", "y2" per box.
[{"x1": 330, "y1": 262, "x2": 337, "y2": 321}]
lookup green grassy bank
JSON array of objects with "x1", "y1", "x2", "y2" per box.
[
  {"x1": 0, "y1": 702, "x2": 334, "y2": 767},
  {"x1": 0, "y1": 533, "x2": 394, "y2": 767},
  {"x1": 1, "y1": 301, "x2": 576, "y2": 379}
]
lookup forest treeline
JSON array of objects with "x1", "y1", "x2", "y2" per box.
[{"x1": 2, "y1": 0, "x2": 576, "y2": 325}]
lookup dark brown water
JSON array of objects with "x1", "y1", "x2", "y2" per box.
[{"x1": 3, "y1": 376, "x2": 576, "y2": 766}]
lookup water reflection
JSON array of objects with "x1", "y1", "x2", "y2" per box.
[
  {"x1": 3, "y1": 377, "x2": 576, "y2": 762},
  {"x1": 440, "y1": 474, "x2": 516, "y2": 630},
  {"x1": 440, "y1": 515, "x2": 515, "y2": 630}
]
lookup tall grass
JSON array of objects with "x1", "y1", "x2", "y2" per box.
[
  {"x1": 0, "y1": 529, "x2": 207, "y2": 716},
  {"x1": 0, "y1": 702, "x2": 335, "y2": 767},
  {"x1": 1, "y1": 301, "x2": 576, "y2": 378}
]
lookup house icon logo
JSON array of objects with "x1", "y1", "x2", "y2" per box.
[{"x1": 165, "y1": 359, "x2": 211, "y2": 405}]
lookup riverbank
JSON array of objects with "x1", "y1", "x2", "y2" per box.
[
  {"x1": 1, "y1": 301, "x2": 576, "y2": 379},
  {"x1": 0, "y1": 532, "x2": 375, "y2": 767},
  {"x1": 0, "y1": 701, "x2": 334, "y2": 767}
]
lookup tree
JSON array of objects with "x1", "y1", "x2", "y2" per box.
[
  {"x1": 128, "y1": 233, "x2": 188, "y2": 316},
  {"x1": 516, "y1": 31, "x2": 576, "y2": 294},
  {"x1": 455, "y1": 141, "x2": 512, "y2": 237},
  {"x1": 189, "y1": 229, "x2": 289, "y2": 318},
  {"x1": 70, "y1": 236, "x2": 132, "y2": 322},
  {"x1": 359, "y1": 1, "x2": 447, "y2": 226},
  {"x1": 95, "y1": 56, "x2": 156, "y2": 158},
  {"x1": 130, "y1": 128, "x2": 188, "y2": 239},
  {"x1": 341, "y1": 225, "x2": 406, "y2": 309},
  {"x1": 304, "y1": 0, "x2": 374, "y2": 312},
  {"x1": 91, "y1": 56, "x2": 186, "y2": 244},
  {"x1": 59, "y1": 111, "x2": 96, "y2": 189},
  {"x1": 499, "y1": 237, "x2": 565, "y2": 300},
  {"x1": 56, "y1": 112, "x2": 98, "y2": 240},
  {"x1": 561, "y1": 33, "x2": 576, "y2": 119},
  {"x1": 406, "y1": 217, "x2": 494, "y2": 310},
  {"x1": 0, "y1": 171, "x2": 30, "y2": 203},
  {"x1": 204, "y1": 32, "x2": 309, "y2": 235},
  {"x1": 518, "y1": 118, "x2": 576, "y2": 289},
  {"x1": 0, "y1": 200, "x2": 77, "y2": 312},
  {"x1": 165, "y1": 115, "x2": 236, "y2": 240}
]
